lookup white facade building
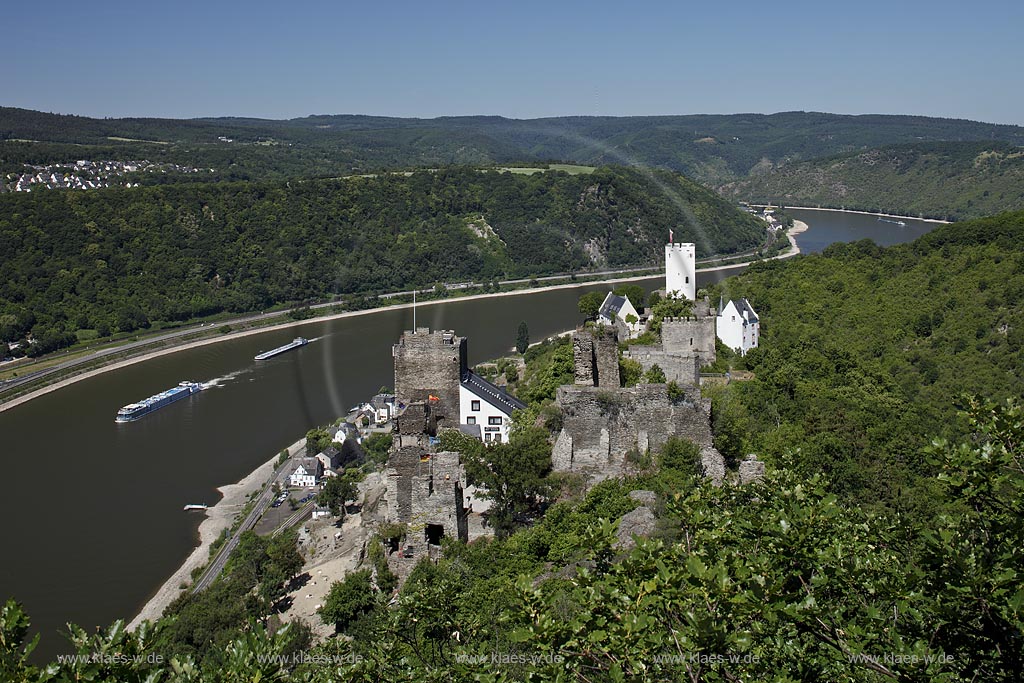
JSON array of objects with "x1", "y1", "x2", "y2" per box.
[
  {"x1": 665, "y1": 242, "x2": 696, "y2": 300},
  {"x1": 459, "y1": 371, "x2": 527, "y2": 444},
  {"x1": 288, "y1": 458, "x2": 323, "y2": 488},
  {"x1": 716, "y1": 299, "x2": 760, "y2": 355},
  {"x1": 597, "y1": 292, "x2": 642, "y2": 337}
]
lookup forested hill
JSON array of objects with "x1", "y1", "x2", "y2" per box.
[
  {"x1": 710, "y1": 209, "x2": 1024, "y2": 513},
  {"x1": 720, "y1": 141, "x2": 1024, "y2": 220},
  {"x1": 0, "y1": 166, "x2": 763, "y2": 348},
  {"x1": 4, "y1": 107, "x2": 1023, "y2": 184}
]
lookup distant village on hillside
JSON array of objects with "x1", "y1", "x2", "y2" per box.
[{"x1": 3, "y1": 159, "x2": 213, "y2": 192}]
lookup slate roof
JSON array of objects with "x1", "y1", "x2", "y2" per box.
[
  {"x1": 458, "y1": 423, "x2": 482, "y2": 438},
  {"x1": 733, "y1": 298, "x2": 759, "y2": 324},
  {"x1": 598, "y1": 293, "x2": 632, "y2": 321},
  {"x1": 461, "y1": 370, "x2": 527, "y2": 416},
  {"x1": 371, "y1": 393, "x2": 395, "y2": 409},
  {"x1": 292, "y1": 457, "x2": 323, "y2": 477}
]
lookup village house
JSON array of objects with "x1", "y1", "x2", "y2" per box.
[
  {"x1": 316, "y1": 446, "x2": 343, "y2": 472},
  {"x1": 597, "y1": 292, "x2": 642, "y2": 337},
  {"x1": 459, "y1": 370, "x2": 527, "y2": 444},
  {"x1": 288, "y1": 457, "x2": 323, "y2": 488},
  {"x1": 370, "y1": 393, "x2": 396, "y2": 424}
]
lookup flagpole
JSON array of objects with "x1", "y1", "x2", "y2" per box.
[{"x1": 413, "y1": 289, "x2": 417, "y2": 329}]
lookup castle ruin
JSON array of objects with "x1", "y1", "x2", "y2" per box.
[
  {"x1": 392, "y1": 328, "x2": 466, "y2": 430},
  {"x1": 552, "y1": 323, "x2": 726, "y2": 485},
  {"x1": 623, "y1": 297, "x2": 718, "y2": 385}
]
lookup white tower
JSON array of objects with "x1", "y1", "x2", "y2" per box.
[{"x1": 665, "y1": 240, "x2": 696, "y2": 300}]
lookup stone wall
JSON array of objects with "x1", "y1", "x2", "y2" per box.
[
  {"x1": 384, "y1": 447, "x2": 468, "y2": 554},
  {"x1": 572, "y1": 326, "x2": 620, "y2": 388},
  {"x1": 661, "y1": 316, "x2": 717, "y2": 364},
  {"x1": 551, "y1": 383, "x2": 722, "y2": 484},
  {"x1": 622, "y1": 346, "x2": 700, "y2": 386},
  {"x1": 393, "y1": 328, "x2": 466, "y2": 427}
]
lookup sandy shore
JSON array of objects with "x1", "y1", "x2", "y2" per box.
[
  {"x1": 127, "y1": 436, "x2": 305, "y2": 628},
  {"x1": 754, "y1": 204, "x2": 951, "y2": 225},
  {"x1": 786, "y1": 220, "x2": 809, "y2": 255}
]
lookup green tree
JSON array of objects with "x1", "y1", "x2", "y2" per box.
[
  {"x1": 619, "y1": 357, "x2": 643, "y2": 387},
  {"x1": 362, "y1": 432, "x2": 393, "y2": 466},
  {"x1": 642, "y1": 363, "x2": 666, "y2": 383},
  {"x1": 319, "y1": 570, "x2": 377, "y2": 635},
  {"x1": 516, "y1": 321, "x2": 529, "y2": 354},
  {"x1": 666, "y1": 380, "x2": 685, "y2": 402},
  {"x1": 318, "y1": 472, "x2": 358, "y2": 516},
  {"x1": 305, "y1": 428, "x2": 332, "y2": 456},
  {"x1": 459, "y1": 426, "x2": 553, "y2": 537},
  {"x1": 578, "y1": 291, "x2": 605, "y2": 320}
]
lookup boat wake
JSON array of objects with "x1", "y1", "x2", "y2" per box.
[{"x1": 202, "y1": 368, "x2": 252, "y2": 389}]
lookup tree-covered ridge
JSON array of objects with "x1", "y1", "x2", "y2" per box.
[
  {"x1": 0, "y1": 166, "x2": 763, "y2": 346},
  {"x1": 720, "y1": 141, "x2": 1024, "y2": 220},
  {"x1": 707, "y1": 210, "x2": 1024, "y2": 511},
  {"x1": 4, "y1": 107, "x2": 1024, "y2": 184}
]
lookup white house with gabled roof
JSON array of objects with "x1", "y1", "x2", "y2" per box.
[
  {"x1": 459, "y1": 370, "x2": 527, "y2": 444},
  {"x1": 716, "y1": 298, "x2": 760, "y2": 356},
  {"x1": 597, "y1": 292, "x2": 641, "y2": 337},
  {"x1": 289, "y1": 457, "x2": 323, "y2": 488}
]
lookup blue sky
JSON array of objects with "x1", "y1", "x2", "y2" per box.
[{"x1": 3, "y1": 0, "x2": 1022, "y2": 125}]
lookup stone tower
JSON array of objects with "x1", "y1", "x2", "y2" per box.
[
  {"x1": 665, "y1": 241, "x2": 696, "y2": 301},
  {"x1": 393, "y1": 328, "x2": 466, "y2": 429},
  {"x1": 385, "y1": 447, "x2": 469, "y2": 554},
  {"x1": 572, "y1": 326, "x2": 620, "y2": 388}
]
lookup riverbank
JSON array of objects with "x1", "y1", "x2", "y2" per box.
[
  {"x1": 756, "y1": 204, "x2": 951, "y2": 225},
  {"x1": 1, "y1": 253, "x2": 790, "y2": 416},
  {"x1": 787, "y1": 220, "x2": 808, "y2": 254},
  {"x1": 127, "y1": 435, "x2": 305, "y2": 628}
]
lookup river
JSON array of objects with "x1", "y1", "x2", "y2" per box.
[{"x1": 0, "y1": 208, "x2": 939, "y2": 659}]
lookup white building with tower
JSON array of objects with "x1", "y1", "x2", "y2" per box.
[{"x1": 665, "y1": 238, "x2": 696, "y2": 301}]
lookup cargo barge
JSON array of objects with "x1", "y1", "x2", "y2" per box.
[
  {"x1": 254, "y1": 337, "x2": 308, "y2": 361},
  {"x1": 115, "y1": 381, "x2": 204, "y2": 422}
]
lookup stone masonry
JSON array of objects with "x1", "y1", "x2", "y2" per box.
[
  {"x1": 384, "y1": 446, "x2": 469, "y2": 554},
  {"x1": 552, "y1": 382, "x2": 724, "y2": 484},
  {"x1": 622, "y1": 346, "x2": 700, "y2": 386},
  {"x1": 572, "y1": 326, "x2": 620, "y2": 388},
  {"x1": 393, "y1": 401, "x2": 436, "y2": 448},
  {"x1": 393, "y1": 328, "x2": 466, "y2": 428},
  {"x1": 661, "y1": 316, "x2": 717, "y2": 362},
  {"x1": 625, "y1": 298, "x2": 717, "y2": 385}
]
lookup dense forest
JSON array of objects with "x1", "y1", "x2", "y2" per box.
[
  {"x1": 721, "y1": 141, "x2": 1024, "y2": 220},
  {"x1": 4, "y1": 107, "x2": 1023, "y2": 185},
  {"x1": 705, "y1": 210, "x2": 1024, "y2": 513},
  {"x1": 0, "y1": 166, "x2": 763, "y2": 351},
  {"x1": 3, "y1": 212, "x2": 1023, "y2": 681}
]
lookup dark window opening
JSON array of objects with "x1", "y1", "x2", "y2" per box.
[{"x1": 425, "y1": 524, "x2": 444, "y2": 545}]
